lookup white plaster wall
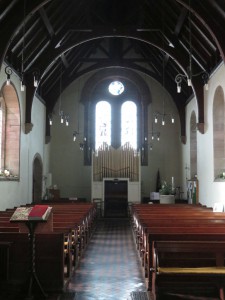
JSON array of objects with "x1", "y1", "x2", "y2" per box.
[
  {"x1": 183, "y1": 63, "x2": 225, "y2": 208},
  {"x1": 0, "y1": 64, "x2": 48, "y2": 210},
  {"x1": 50, "y1": 77, "x2": 92, "y2": 201},
  {"x1": 141, "y1": 76, "x2": 182, "y2": 199}
]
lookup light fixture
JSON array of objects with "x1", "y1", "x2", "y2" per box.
[
  {"x1": 202, "y1": 72, "x2": 209, "y2": 91},
  {"x1": 149, "y1": 122, "x2": 160, "y2": 142},
  {"x1": 33, "y1": 70, "x2": 39, "y2": 88},
  {"x1": 48, "y1": 114, "x2": 53, "y2": 126},
  {"x1": 65, "y1": 115, "x2": 69, "y2": 126},
  {"x1": 59, "y1": 110, "x2": 64, "y2": 124},
  {"x1": 5, "y1": 66, "x2": 12, "y2": 85},
  {"x1": 154, "y1": 55, "x2": 175, "y2": 125},
  {"x1": 174, "y1": 0, "x2": 209, "y2": 93},
  {"x1": 58, "y1": 56, "x2": 69, "y2": 125},
  {"x1": 20, "y1": 0, "x2": 26, "y2": 92},
  {"x1": 73, "y1": 131, "x2": 78, "y2": 142},
  {"x1": 21, "y1": 76, "x2": 25, "y2": 92},
  {"x1": 79, "y1": 143, "x2": 84, "y2": 151}
]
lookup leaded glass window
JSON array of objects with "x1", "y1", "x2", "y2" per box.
[
  {"x1": 121, "y1": 101, "x2": 137, "y2": 149},
  {"x1": 95, "y1": 101, "x2": 111, "y2": 150}
]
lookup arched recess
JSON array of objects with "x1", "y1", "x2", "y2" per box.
[
  {"x1": 1, "y1": 84, "x2": 20, "y2": 177},
  {"x1": 213, "y1": 86, "x2": 225, "y2": 180},
  {"x1": 190, "y1": 111, "x2": 197, "y2": 179},
  {"x1": 80, "y1": 68, "x2": 151, "y2": 165},
  {"x1": 33, "y1": 154, "x2": 43, "y2": 203}
]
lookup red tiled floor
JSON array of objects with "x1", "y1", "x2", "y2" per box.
[{"x1": 66, "y1": 218, "x2": 147, "y2": 300}]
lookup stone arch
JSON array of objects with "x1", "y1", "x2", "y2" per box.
[
  {"x1": 213, "y1": 86, "x2": 225, "y2": 180},
  {"x1": 33, "y1": 154, "x2": 43, "y2": 203}
]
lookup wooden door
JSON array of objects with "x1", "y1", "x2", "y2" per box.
[{"x1": 104, "y1": 180, "x2": 128, "y2": 217}]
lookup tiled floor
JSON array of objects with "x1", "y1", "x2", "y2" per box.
[{"x1": 66, "y1": 218, "x2": 148, "y2": 300}]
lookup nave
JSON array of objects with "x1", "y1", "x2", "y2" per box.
[{"x1": 61, "y1": 218, "x2": 148, "y2": 300}]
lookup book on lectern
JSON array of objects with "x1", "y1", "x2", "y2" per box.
[
  {"x1": 28, "y1": 205, "x2": 52, "y2": 220},
  {"x1": 10, "y1": 205, "x2": 52, "y2": 221}
]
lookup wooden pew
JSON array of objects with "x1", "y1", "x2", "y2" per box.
[
  {"x1": 0, "y1": 232, "x2": 66, "y2": 293},
  {"x1": 148, "y1": 230, "x2": 225, "y2": 300},
  {"x1": 130, "y1": 203, "x2": 225, "y2": 299},
  {"x1": 0, "y1": 202, "x2": 97, "y2": 294}
]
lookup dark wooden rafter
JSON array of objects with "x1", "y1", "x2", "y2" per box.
[
  {"x1": 1, "y1": 0, "x2": 225, "y2": 140},
  {"x1": 26, "y1": 28, "x2": 191, "y2": 135},
  {"x1": 0, "y1": 0, "x2": 19, "y2": 22},
  {"x1": 0, "y1": 0, "x2": 51, "y2": 69},
  {"x1": 39, "y1": 7, "x2": 55, "y2": 38},
  {"x1": 176, "y1": 0, "x2": 225, "y2": 61}
]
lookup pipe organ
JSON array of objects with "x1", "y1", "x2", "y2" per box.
[{"x1": 93, "y1": 143, "x2": 140, "y2": 182}]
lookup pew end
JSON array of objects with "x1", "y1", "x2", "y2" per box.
[{"x1": 151, "y1": 241, "x2": 225, "y2": 300}]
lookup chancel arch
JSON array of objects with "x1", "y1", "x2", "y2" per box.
[{"x1": 213, "y1": 86, "x2": 225, "y2": 180}]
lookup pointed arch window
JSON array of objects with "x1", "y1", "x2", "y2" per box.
[
  {"x1": 82, "y1": 71, "x2": 151, "y2": 166},
  {"x1": 0, "y1": 85, "x2": 20, "y2": 179},
  {"x1": 121, "y1": 101, "x2": 137, "y2": 149},
  {"x1": 0, "y1": 98, "x2": 5, "y2": 170},
  {"x1": 213, "y1": 86, "x2": 225, "y2": 180},
  {"x1": 95, "y1": 101, "x2": 111, "y2": 150}
]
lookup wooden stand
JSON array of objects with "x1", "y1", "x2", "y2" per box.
[
  {"x1": 10, "y1": 218, "x2": 49, "y2": 299},
  {"x1": 24, "y1": 220, "x2": 48, "y2": 300}
]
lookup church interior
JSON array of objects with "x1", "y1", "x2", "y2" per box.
[{"x1": 1, "y1": 0, "x2": 225, "y2": 299}]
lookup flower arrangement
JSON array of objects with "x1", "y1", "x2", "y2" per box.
[
  {"x1": 159, "y1": 180, "x2": 173, "y2": 195},
  {"x1": 0, "y1": 169, "x2": 18, "y2": 179},
  {"x1": 0, "y1": 169, "x2": 10, "y2": 177},
  {"x1": 217, "y1": 172, "x2": 225, "y2": 180}
]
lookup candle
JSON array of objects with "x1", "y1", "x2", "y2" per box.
[{"x1": 171, "y1": 176, "x2": 174, "y2": 189}]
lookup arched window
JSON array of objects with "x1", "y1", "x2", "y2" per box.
[
  {"x1": 81, "y1": 70, "x2": 151, "y2": 165},
  {"x1": 121, "y1": 101, "x2": 137, "y2": 149},
  {"x1": 0, "y1": 97, "x2": 5, "y2": 170},
  {"x1": 0, "y1": 85, "x2": 20, "y2": 178},
  {"x1": 95, "y1": 101, "x2": 111, "y2": 150},
  {"x1": 213, "y1": 86, "x2": 225, "y2": 180}
]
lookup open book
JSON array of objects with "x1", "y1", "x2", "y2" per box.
[{"x1": 10, "y1": 205, "x2": 52, "y2": 221}]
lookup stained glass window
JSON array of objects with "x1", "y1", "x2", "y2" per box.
[
  {"x1": 108, "y1": 81, "x2": 124, "y2": 95},
  {"x1": 95, "y1": 101, "x2": 111, "y2": 150},
  {"x1": 121, "y1": 101, "x2": 137, "y2": 149}
]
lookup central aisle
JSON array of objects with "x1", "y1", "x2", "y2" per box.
[{"x1": 66, "y1": 218, "x2": 148, "y2": 300}]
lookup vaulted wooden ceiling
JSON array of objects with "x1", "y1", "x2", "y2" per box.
[{"x1": 0, "y1": 0, "x2": 225, "y2": 137}]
